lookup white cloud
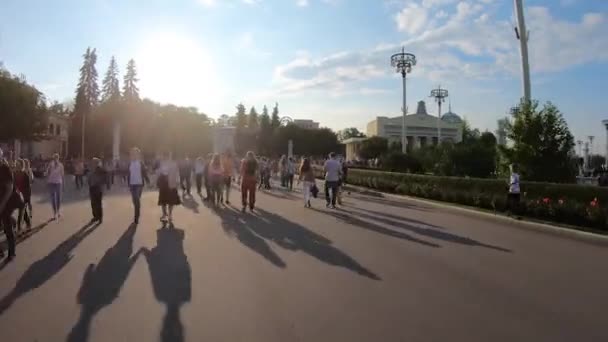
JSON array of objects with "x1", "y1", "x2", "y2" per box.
[
  {"x1": 395, "y1": 4, "x2": 428, "y2": 34},
  {"x1": 271, "y1": 2, "x2": 608, "y2": 99},
  {"x1": 296, "y1": 0, "x2": 309, "y2": 6}
]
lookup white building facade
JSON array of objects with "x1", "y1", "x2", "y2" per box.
[
  {"x1": 292, "y1": 119, "x2": 320, "y2": 130},
  {"x1": 366, "y1": 100, "x2": 463, "y2": 150}
]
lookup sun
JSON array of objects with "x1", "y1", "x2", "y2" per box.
[{"x1": 135, "y1": 32, "x2": 224, "y2": 113}]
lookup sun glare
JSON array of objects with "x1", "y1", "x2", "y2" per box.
[{"x1": 135, "y1": 33, "x2": 223, "y2": 114}]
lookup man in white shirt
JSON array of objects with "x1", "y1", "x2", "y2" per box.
[
  {"x1": 128, "y1": 147, "x2": 150, "y2": 224},
  {"x1": 323, "y1": 152, "x2": 342, "y2": 208},
  {"x1": 507, "y1": 163, "x2": 521, "y2": 216}
]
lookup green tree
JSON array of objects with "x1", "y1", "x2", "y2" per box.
[
  {"x1": 0, "y1": 68, "x2": 48, "y2": 141},
  {"x1": 123, "y1": 59, "x2": 139, "y2": 103},
  {"x1": 271, "y1": 102, "x2": 280, "y2": 129},
  {"x1": 359, "y1": 136, "x2": 389, "y2": 160},
  {"x1": 69, "y1": 47, "x2": 99, "y2": 157},
  {"x1": 235, "y1": 103, "x2": 247, "y2": 129},
  {"x1": 248, "y1": 106, "x2": 259, "y2": 130},
  {"x1": 101, "y1": 56, "x2": 121, "y2": 102},
  {"x1": 258, "y1": 105, "x2": 272, "y2": 155},
  {"x1": 338, "y1": 127, "x2": 366, "y2": 141},
  {"x1": 501, "y1": 101, "x2": 576, "y2": 182}
]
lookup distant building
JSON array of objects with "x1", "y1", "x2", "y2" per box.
[
  {"x1": 366, "y1": 100, "x2": 464, "y2": 149},
  {"x1": 292, "y1": 119, "x2": 320, "y2": 130},
  {"x1": 342, "y1": 137, "x2": 367, "y2": 161},
  {"x1": 20, "y1": 113, "x2": 70, "y2": 159}
]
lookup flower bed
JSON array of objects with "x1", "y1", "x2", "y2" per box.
[{"x1": 329, "y1": 168, "x2": 608, "y2": 231}]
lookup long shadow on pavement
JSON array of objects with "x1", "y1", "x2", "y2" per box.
[
  {"x1": 245, "y1": 208, "x2": 381, "y2": 280},
  {"x1": 0, "y1": 221, "x2": 101, "y2": 316},
  {"x1": 66, "y1": 223, "x2": 139, "y2": 342},
  {"x1": 312, "y1": 208, "x2": 441, "y2": 249},
  {"x1": 181, "y1": 195, "x2": 200, "y2": 214},
  {"x1": 0, "y1": 219, "x2": 54, "y2": 262},
  {"x1": 342, "y1": 208, "x2": 512, "y2": 253},
  {"x1": 346, "y1": 194, "x2": 431, "y2": 211},
  {"x1": 344, "y1": 206, "x2": 445, "y2": 230},
  {"x1": 140, "y1": 226, "x2": 191, "y2": 342},
  {"x1": 217, "y1": 207, "x2": 287, "y2": 268}
]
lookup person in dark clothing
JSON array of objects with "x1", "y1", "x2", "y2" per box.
[
  {"x1": 13, "y1": 159, "x2": 32, "y2": 231},
  {"x1": 203, "y1": 154, "x2": 212, "y2": 201},
  {"x1": 240, "y1": 151, "x2": 259, "y2": 212},
  {"x1": 88, "y1": 158, "x2": 107, "y2": 223},
  {"x1": 0, "y1": 148, "x2": 16, "y2": 260},
  {"x1": 179, "y1": 156, "x2": 193, "y2": 196}
]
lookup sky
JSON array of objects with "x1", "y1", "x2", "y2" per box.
[{"x1": 1, "y1": 0, "x2": 607, "y2": 152}]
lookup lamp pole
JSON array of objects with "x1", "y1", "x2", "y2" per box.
[
  {"x1": 514, "y1": 0, "x2": 531, "y2": 103},
  {"x1": 430, "y1": 86, "x2": 448, "y2": 146},
  {"x1": 391, "y1": 47, "x2": 416, "y2": 153}
]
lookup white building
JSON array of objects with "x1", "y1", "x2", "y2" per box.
[
  {"x1": 292, "y1": 119, "x2": 320, "y2": 130},
  {"x1": 366, "y1": 100, "x2": 463, "y2": 149},
  {"x1": 20, "y1": 113, "x2": 70, "y2": 159}
]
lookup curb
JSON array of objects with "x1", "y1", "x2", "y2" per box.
[{"x1": 342, "y1": 184, "x2": 608, "y2": 247}]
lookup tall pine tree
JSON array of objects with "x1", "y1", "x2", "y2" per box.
[
  {"x1": 271, "y1": 102, "x2": 280, "y2": 128},
  {"x1": 235, "y1": 103, "x2": 247, "y2": 129},
  {"x1": 248, "y1": 106, "x2": 259, "y2": 130},
  {"x1": 258, "y1": 105, "x2": 272, "y2": 155},
  {"x1": 101, "y1": 56, "x2": 121, "y2": 102},
  {"x1": 123, "y1": 59, "x2": 139, "y2": 103},
  {"x1": 69, "y1": 47, "x2": 99, "y2": 157}
]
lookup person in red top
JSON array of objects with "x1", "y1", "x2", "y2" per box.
[
  {"x1": 13, "y1": 159, "x2": 31, "y2": 230},
  {"x1": 240, "y1": 151, "x2": 259, "y2": 212}
]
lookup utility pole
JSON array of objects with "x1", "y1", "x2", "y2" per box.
[{"x1": 514, "y1": 0, "x2": 531, "y2": 103}]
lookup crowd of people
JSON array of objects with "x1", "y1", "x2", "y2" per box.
[{"x1": 0, "y1": 146, "x2": 349, "y2": 263}]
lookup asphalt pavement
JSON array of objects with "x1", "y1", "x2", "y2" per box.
[{"x1": 0, "y1": 180, "x2": 606, "y2": 342}]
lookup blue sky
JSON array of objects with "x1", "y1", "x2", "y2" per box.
[{"x1": 1, "y1": 0, "x2": 607, "y2": 152}]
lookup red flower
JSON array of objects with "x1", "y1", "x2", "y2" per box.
[
  {"x1": 542, "y1": 197, "x2": 550, "y2": 204},
  {"x1": 590, "y1": 198, "x2": 598, "y2": 207}
]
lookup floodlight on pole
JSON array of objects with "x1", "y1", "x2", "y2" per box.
[
  {"x1": 430, "y1": 86, "x2": 448, "y2": 145},
  {"x1": 391, "y1": 47, "x2": 417, "y2": 153}
]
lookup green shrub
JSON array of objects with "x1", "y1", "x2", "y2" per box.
[{"x1": 344, "y1": 169, "x2": 608, "y2": 231}]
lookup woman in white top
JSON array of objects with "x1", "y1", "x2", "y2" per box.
[
  {"x1": 157, "y1": 151, "x2": 181, "y2": 224},
  {"x1": 46, "y1": 153, "x2": 65, "y2": 220}
]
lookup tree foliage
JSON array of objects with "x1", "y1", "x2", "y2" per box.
[
  {"x1": 338, "y1": 127, "x2": 366, "y2": 141},
  {"x1": 501, "y1": 101, "x2": 576, "y2": 182},
  {"x1": 248, "y1": 106, "x2": 259, "y2": 130},
  {"x1": 123, "y1": 59, "x2": 139, "y2": 103},
  {"x1": 271, "y1": 102, "x2": 280, "y2": 129},
  {"x1": 359, "y1": 137, "x2": 389, "y2": 160},
  {"x1": 101, "y1": 56, "x2": 120, "y2": 103},
  {"x1": 0, "y1": 68, "x2": 48, "y2": 141}
]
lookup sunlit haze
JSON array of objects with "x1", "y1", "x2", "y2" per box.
[{"x1": 1, "y1": 0, "x2": 607, "y2": 148}]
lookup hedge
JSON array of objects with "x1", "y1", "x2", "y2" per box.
[{"x1": 332, "y1": 168, "x2": 608, "y2": 231}]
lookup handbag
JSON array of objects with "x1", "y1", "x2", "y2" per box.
[{"x1": 311, "y1": 183, "x2": 319, "y2": 198}]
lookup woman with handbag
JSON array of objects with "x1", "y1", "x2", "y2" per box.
[
  {"x1": 299, "y1": 158, "x2": 316, "y2": 208},
  {"x1": 14, "y1": 159, "x2": 32, "y2": 231},
  {"x1": 157, "y1": 151, "x2": 181, "y2": 225}
]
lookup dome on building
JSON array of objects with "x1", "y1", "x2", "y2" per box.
[{"x1": 441, "y1": 103, "x2": 463, "y2": 124}]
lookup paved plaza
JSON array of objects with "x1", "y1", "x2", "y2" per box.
[{"x1": 0, "y1": 183, "x2": 607, "y2": 342}]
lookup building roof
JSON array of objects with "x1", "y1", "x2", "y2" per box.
[{"x1": 441, "y1": 103, "x2": 463, "y2": 124}]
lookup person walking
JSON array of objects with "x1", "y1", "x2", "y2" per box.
[
  {"x1": 203, "y1": 153, "x2": 212, "y2": 201},
  {"x1": 104, "y1": 158, "x2": 116, "y2": 190},
  {"x1": 13, "y1": 159, "x2": 32, "y2": 230},
  {"x1": 286, "y1": 157, "x2": 296, "y2": 191},
  {"x1": 46, "y1": 153, "x2": 65, "y2": 220},
  {"x1": 506, "y1": 163, "x2": 521, "y2": 217},
  {"x1": 279, "y1": 155, "x2": 287, "y2": 188},
  {"x1": 74, "y1": 157, "x2": 85, "y2": 190},
  {"x1": 179, "y1": 156, "x2": 193, "y2": 196},
  {"x1": 128, "y1": 147, "x2": 150, "y2": 224},
  {"x1": 299, "y1": 157, "x2": 316, "y2": 208},
  {"x1": 221, "y1": 151, "x2": 234, "y2": 204},
  {"x1": 323, "y1": 152, "x2": 342, "y2": 209},
  {"x1": 208, "y1": 154, "x2": 224, "y2": 206},
  {"x1": 157, "y1": 151, "x2": 181, "y2": 224},
  {"x1": 23, "y1": 159, "x2": 34, "y2": 219},
  {"x1": 88, "y1": 157, "x2": 107, "y2": 223},
  {"x1": 0, "y1": 148, "x2": 17, "y2": 260},
  {"x1": 240, "y1": 151, "x2": 258, "y2": 212},
  {"x1": 194, "y1": 156, "x2": 205, "y2": 195}
]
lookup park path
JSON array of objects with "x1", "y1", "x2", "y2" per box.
[{"x1": 0, "y1": 181, "x2": 607, "y2": 342}]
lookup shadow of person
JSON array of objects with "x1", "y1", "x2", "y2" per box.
[
  {"x1": 216, "y1": 207, "x2": 286, "y2": 268},
  {"x1": 248, "y1": 209, "x2": 381, "y2": 280},
  {"x1": 0, "y1": 222, "x2": 100, "y2": 316},
  {"x1": 0, "y1": 219, "x2": 54, "y2": 271},
  {"x1": 66, "y1": 223, "x2": 139, "y2": 342},
  {"x1": 181, "y1": 196, "x2": 200, "y2": 214},
  {"x1": 346, "y1": 209, "x2": 511, "y2": 253},
  {"x1": 140, "y1": 227, "x2": 191, "y2": 342}
]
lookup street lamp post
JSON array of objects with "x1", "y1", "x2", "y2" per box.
[
  {"x1": 391, "y1": 47, "x2": 416, "y2": 154},
  {"x1": 514, "y1": 0, "x2": 531, "y2": 103},
  {"x1": 430, "y1": 86, "x2": 448, "y2": 146}
]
